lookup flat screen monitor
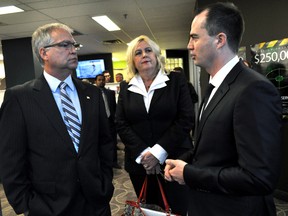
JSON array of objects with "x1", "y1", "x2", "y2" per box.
[{"x1": 76, "y1": 59, "x2": 105, "y2": 79}]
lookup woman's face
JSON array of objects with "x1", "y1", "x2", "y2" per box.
[{"x1": 133, "y1": 41, "x2": 157, "y2": 73}]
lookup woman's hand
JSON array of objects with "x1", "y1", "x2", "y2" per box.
[{"x1": 141, "y1": 151, "x2": 160, "y2": 174}]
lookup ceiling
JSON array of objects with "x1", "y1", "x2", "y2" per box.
[
  {"x1": 1, "y1": 0, "x2": 287, "y2": 63},
  {"x1": 0, "y1": 0, "x2": 197, "y2": 61}
]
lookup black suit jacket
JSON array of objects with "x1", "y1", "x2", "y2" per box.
[
  {"x1": 0, "y1": 75, "x2": 114, "y2": 216},
  {"x1": 102, "y1": 88, "x2": 116, "y2": 122},
  {"x1": 180, "y1": 62, "x2": 282, "y2": 216},
  {"x1": 102, "y1": 87, "x2": 117, "y2": 144},
  {"x1": 116, "y1": 72, "x2": 195, "y2": 174}
]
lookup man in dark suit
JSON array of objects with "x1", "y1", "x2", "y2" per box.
[
  {"x1": 95, "y1": 74, "x2": 121, "y2": 169},
  {"x1": 164, "y1": 3, "x2": 282, "y2": 216},
  {"x1": 0, "y1": 23, "x2": 114, "y2": 216}
]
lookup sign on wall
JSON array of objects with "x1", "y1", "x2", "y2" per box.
[{"x1": 250, "y1": 38, "x2": 288, "y2": 115}]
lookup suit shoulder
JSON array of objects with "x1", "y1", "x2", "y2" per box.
[
  {"x1": 75, "y1": 79, "x2": 99, "y2": 92},
  {"x1": 107, "y1": 88, "x2": 116, "y2": 95},
  {"x1": 1, "y1": 79, "x2": 40, "y2": 109},
  {"x1": 241, "y1": 67, "x2": 275, "y2": 86},
  {"x1": 168, "y1": 71, "x2": 186, "y2": 79},
  {"x1": 230, "y1": 68, "x2": 280, "y2": 98},
  {"x1": 119, "y1": 81, "x2": 129, "y2": 91},
  {"x1": 167, "y1": 71, "x2": 188, "y2": 87},
  {"x1": 106, "y1": 88, "x2": 115, "y2": 92},
  {"x1": 7, "y1": 79, "x2": 37, "y2": 94}
]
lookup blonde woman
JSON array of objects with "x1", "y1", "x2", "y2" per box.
[{"x1": 116, "y1": 35, "x2": 194, "y2": 215}]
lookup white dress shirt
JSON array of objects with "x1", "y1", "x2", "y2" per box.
[
  {"x1": 43, "y1": 72, "x2": 82, "y2": 123},
  {"x1": 207, "y1": 56, "x2": 239, "y2": 106}
]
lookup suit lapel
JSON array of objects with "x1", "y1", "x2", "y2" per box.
[
  {"x1": 32, "y1": 75, "x2": 76, "y2": 153},
  {"x1": 150, "y1": 75, "x2": 170, "y2": 109},
  {"x1": 150, "y1": 87, "x2": 166, "y2": 109},
  {"x1": 195, "y1": 62, "x2": 243, "y2": 145},
  {"x1": 197, "y1": 83, "x2": 229, "y2": 131},
  {"x1": 127, "y1": 84, "x2": 149, "y2": 114},
  {"x1": 103, "y1": 88, "x2": 112, "y2": 108}
]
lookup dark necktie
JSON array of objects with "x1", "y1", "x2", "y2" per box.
[
  {"x1": 59, "y1": 82, "x2": 81, "y2": 152},
  {"x1": 101, "y1": 89, "x2": 111, "y2": 118},
  {"x1": 199, "y1": 83, "x2": 215, "y2": 122},
  {"x1": 202, "y1": 83, "x2": 215, "y2": 110}
]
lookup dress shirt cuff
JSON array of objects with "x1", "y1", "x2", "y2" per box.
[
  {"x1": 150, "y1": 144, "x2": 168, "y2": 164},
  {"x1": 135, "y1": 147, "x2": 151, "y2": 164}
]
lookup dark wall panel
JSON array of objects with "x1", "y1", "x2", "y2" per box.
[{"x1": 2, "y1": 37, "x2": 36, "y2": 88}]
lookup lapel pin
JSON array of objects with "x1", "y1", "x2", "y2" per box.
[{"x1": 86, "y1": 96, "x2": 90, "y2": 99}]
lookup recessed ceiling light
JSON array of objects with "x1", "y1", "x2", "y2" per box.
[
  {"x1": 92, "y1": 15, "x2": 120, "y2": 31},
  {"x1": 0, "y1": 5, "x2": 24, "y2": 15}
]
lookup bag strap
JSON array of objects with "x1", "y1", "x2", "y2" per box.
[
  {"x1": 137, "y1": 176, "x2": 148, "y2": 204},
  {"x1": 138, "y1": 175, "x2": 172, "y2": 213},
  {"x1": 156, "y1": 175, "x2": 171, "y2": 213}
]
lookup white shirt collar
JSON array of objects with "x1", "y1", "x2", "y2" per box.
[
  {"x1": 210, "y1": 55, "x2": 239, "y2": 88},
  {"x1": 202, "y1": 56, "x2": 239, "y2": 110},
  {"x1": 44, "y1": 71, "x2": 75, "y2": 92},
  {"x1": 128, "y1": 70, "x2": 169, "y2": 112},
  {"x1": 128, "y1": 69, "x2": 169, "y2": 95}
]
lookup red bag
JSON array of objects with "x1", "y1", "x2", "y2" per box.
[{"x1": 122, "y1": 176, "x2": 181, "y2": 216}]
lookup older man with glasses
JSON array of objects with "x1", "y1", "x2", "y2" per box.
[{"x1": 0, "y1": 23, "x2": 114, "y2": 216}]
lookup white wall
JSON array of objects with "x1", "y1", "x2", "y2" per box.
[
  {"x1": 0, "y1": 60, "x2": 5, "y2": 106},
  {"x1": 0, "y1": 60, "x2": 5, "y2": 79},
  {"x1": 0, "y1": 90, "x2": 4, "y2": 106}
]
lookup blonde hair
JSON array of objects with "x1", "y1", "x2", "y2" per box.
[{"x1": 125, "y1": 35, "x2": 166, "y2": 82}]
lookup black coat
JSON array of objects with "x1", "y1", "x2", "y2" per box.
[
  {"x1": 180, "y1": 62, "x2": 282, "y2": 216},
  {"x1": 0, "y1": 75, "x2": 114, "y2": 216},
  {"x1": 116, "y1": 72, "x2": 195, "y2": 174}
]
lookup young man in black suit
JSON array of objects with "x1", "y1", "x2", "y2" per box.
[
  {"x1": 0, "y1": 23, "x2": 114, "y2": 216},
  {"x1": 165, "y1": 2, "x2": 282, "y2": 216}
]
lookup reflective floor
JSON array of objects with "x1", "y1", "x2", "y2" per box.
[{"x1": 1, "y1": 143, "x2": 288, "y2": 216}]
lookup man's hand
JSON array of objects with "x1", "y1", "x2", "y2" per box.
[{"x1": 164, "y1": 159, "x2": 187, "y2": 185}]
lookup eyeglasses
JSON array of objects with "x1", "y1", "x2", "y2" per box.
[{"x1": 43, "y1": 41, "x2": 82, "y2": 51}]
